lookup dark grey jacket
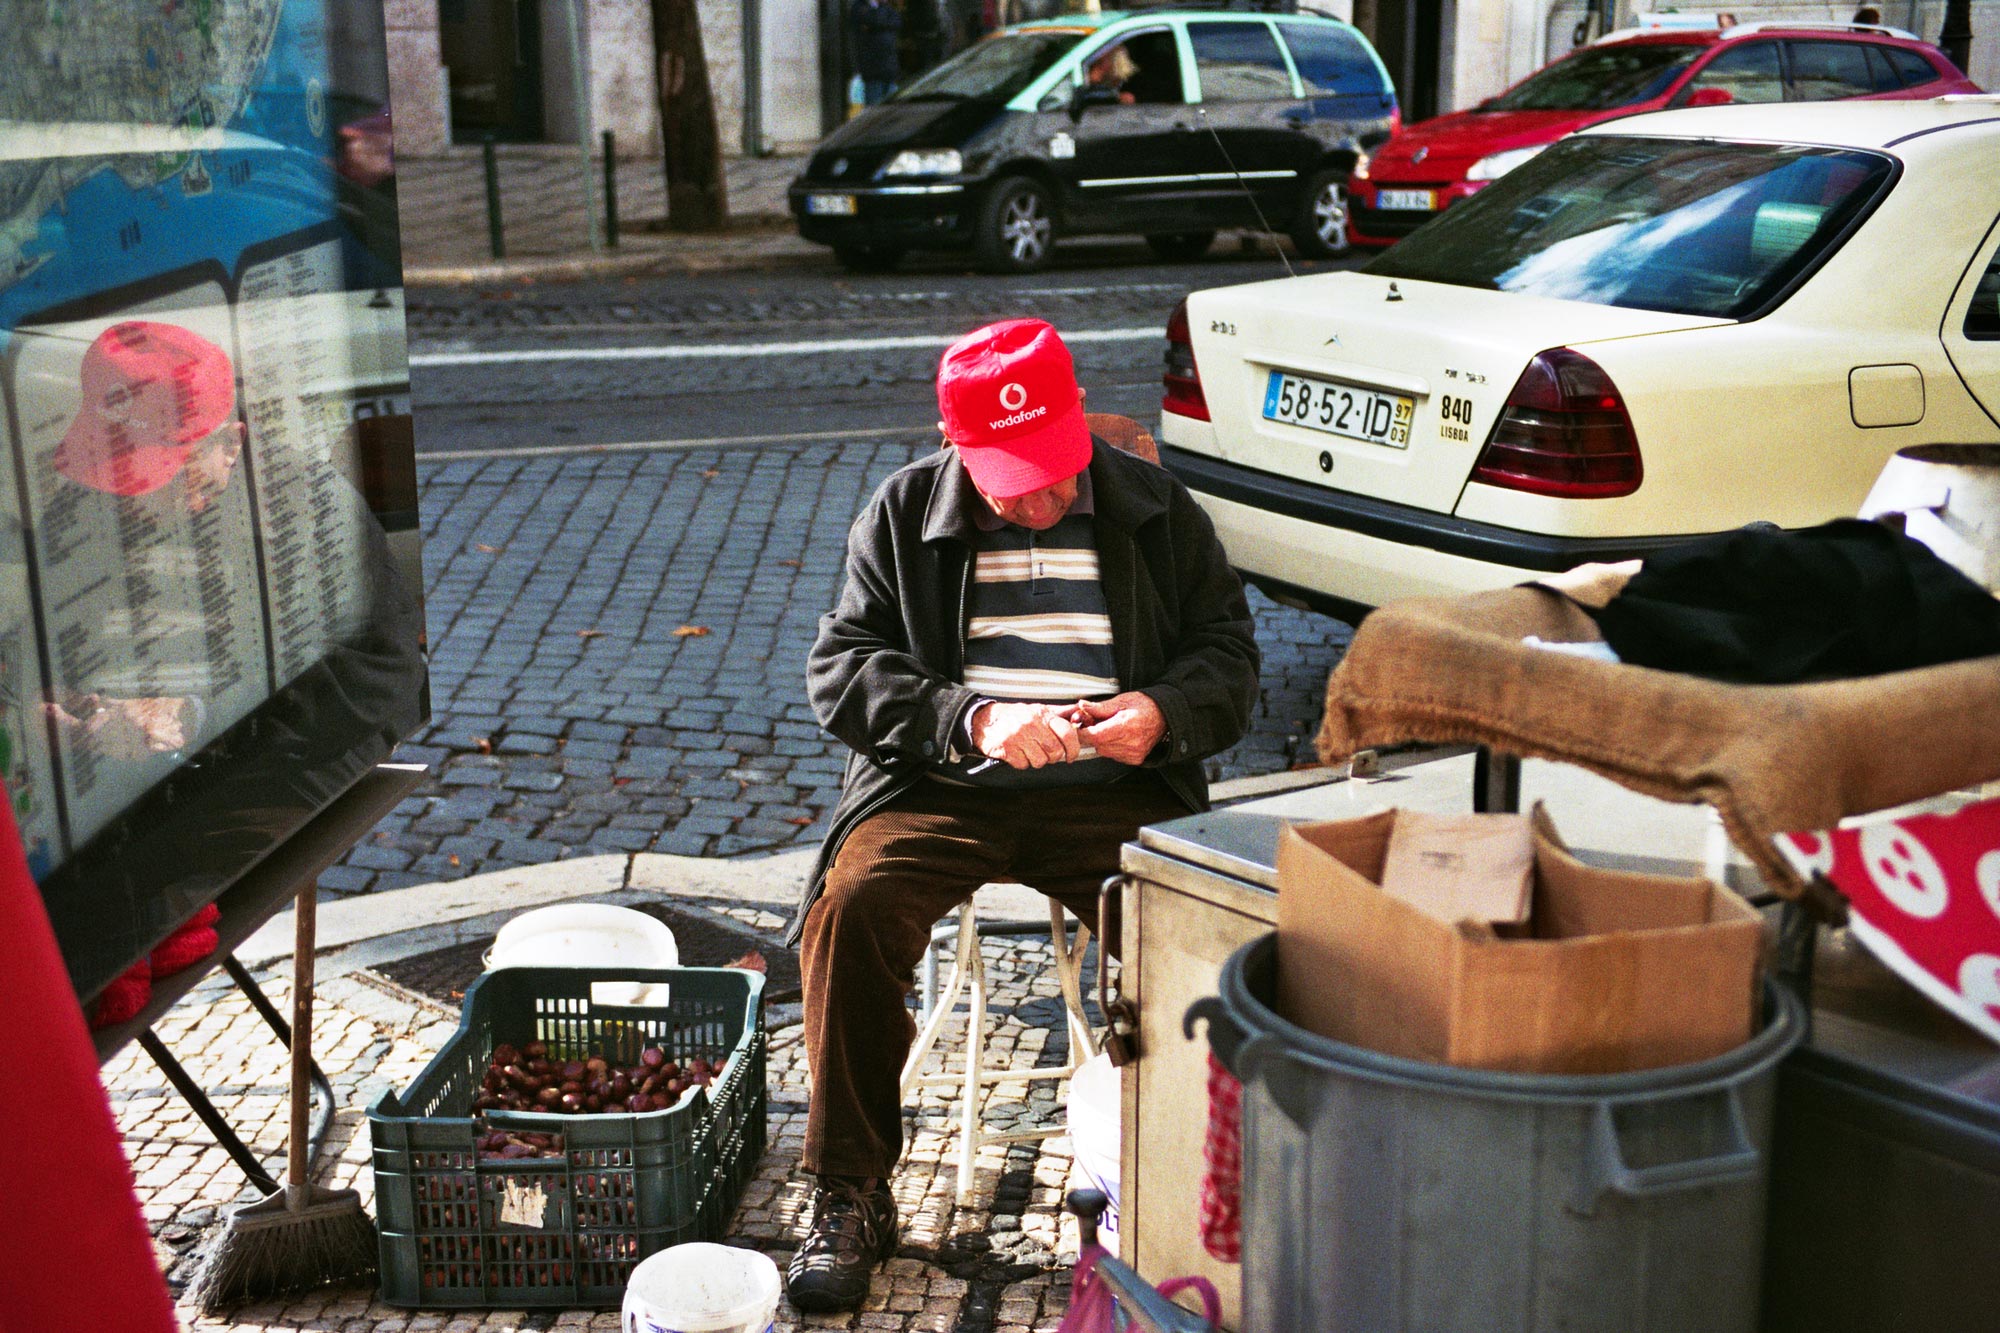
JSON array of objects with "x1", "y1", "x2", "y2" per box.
[{"x1": 790, "y1": 438, "x2": 1260, "y2": 944}]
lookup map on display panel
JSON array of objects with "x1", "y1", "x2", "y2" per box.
[{"x1": 0, "y1": 0, "x2": 408, "y2": 881}]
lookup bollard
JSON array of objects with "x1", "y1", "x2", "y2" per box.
[
  {"x1": 481, "y1": 136, "x2": 505, "y2": 259},
  {"x1": 602, "y1": 128, "x2": 619, "y2": 248}
]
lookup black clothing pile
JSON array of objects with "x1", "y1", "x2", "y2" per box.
[{"x1": 1587, "y1": 519, "x2": 2000, "y2": 683}]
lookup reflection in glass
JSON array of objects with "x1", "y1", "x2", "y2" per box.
[
  {"x1": 0, "y1": 0, "x2": 427, "y2": 1004},
  {"x1": 1368, "y1": 137, "x2": 1895, "y2": 320}
]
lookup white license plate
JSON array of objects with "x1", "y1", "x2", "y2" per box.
[
  {"x1": 1376, "y1": 188, "x2": 1436, "y2": 212},
  {"x1": 1263, "y1": 370, "x2": 1413, "y2": 449},
  {"x1": 806, "y1": 193, "x2": 857, "y2": 216}
]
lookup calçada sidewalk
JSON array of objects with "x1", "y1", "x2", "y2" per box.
[{"x1": 395, "y1": 145, "x2": 825, "y2": 285}]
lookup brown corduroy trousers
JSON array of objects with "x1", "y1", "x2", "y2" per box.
[{"x1": 799, "y1": 774, "x2": 1185, "y2": 1180}]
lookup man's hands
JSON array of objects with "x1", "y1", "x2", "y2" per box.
[
  {"x1": 1070, "y1": 691, "x2": 1166, "y2": 765},
  {"x1": 967, "y1": 691, "x2": 1167, "y2": 770},
  {"x1": 969, "y1": 701, "x2": 1081, "y2": 770}
]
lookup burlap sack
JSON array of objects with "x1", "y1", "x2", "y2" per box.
[{"x1": 1315, "y1": 583, "x2": 2000, "y2": 901}]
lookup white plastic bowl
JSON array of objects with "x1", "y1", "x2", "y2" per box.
[
  {"x1": 623, "y1": 1241, "x2": 781, "y2": 1333},
  {"x1": 487, "y1": 903, "x2": 678, "y2": 971}
]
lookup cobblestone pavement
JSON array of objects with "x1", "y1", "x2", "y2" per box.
[
  {"x1": 325, "y1": 436, "x2": 1349, "y2": 897},
  {"x1": 396, "y1": 147, "x2": 805, "y2": 270},
  {"x1": 124, "y1": 903, "x2": 1112, "y2": 1331}
]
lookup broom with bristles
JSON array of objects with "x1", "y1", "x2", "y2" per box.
[{"x1": 187, "y1": 883, "x2": 376, "y2": 1309}]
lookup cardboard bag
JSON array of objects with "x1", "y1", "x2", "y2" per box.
[{"x1": 1275, "y1": 804, "x2": 1762, "y2": 1074}]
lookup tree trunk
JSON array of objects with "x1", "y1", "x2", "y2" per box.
[
  {"x1": 652, "y1": 0, "x2": 728, "y2": 231},
  {"x1": 1350, "y1": 0, "x2": 1378, "y2": 44}
]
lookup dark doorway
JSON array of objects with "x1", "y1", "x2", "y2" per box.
[
  {"x1": 1371, "y1": 0, "x2": 1447, "y2": 124},
  {"x1": 439, "y1": 0, "x2": 546, "y2": 142}
]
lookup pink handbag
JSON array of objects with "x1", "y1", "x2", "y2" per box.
[{"x1": 1060, "y1": 1190, "x2": 1221, "y2": 1333}]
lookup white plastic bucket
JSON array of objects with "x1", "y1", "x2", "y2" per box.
[
  {"x1": 1066, "y1": 1050, "x2": 1122, "y2": 1249},
  {"x1": 488, "y1": 904, "x2": 678, "y2": 1006},
  {"x1": 623, "y1": 1242, "x2": 781, "y2": 1333}
]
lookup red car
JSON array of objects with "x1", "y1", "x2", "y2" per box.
[{"x1": 1350, "y1": 22, "x2": 1979, "y2": 246}]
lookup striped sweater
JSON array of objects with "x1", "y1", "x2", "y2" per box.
[{"x1": 938, "y1": 500, "x2": 1126, "y2": 788}]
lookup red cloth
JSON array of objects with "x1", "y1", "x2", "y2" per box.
[
  {"x1": 1777, "y1": 793, "x2": 2000, "y2": 1045},
  {"x1": 0, "y1": 788, "x2": 179, "y2": 1332},
  {"x1": 89, "y1": 957, "x2": 152, "y2": 1029},
  {"x1": 150, "y1": 902, "x2": 221, "y2": 979},
  {"x1": 1198, "y1": 1052, "x2": 1243, "y2": 1264}
]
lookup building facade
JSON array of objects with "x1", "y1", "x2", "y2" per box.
[{"x1": 380, "y1": 0, "x2": 1993, "y2": 163}]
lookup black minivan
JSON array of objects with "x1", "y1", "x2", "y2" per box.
[{"x1": 788, "y1": 10, "x2": 1399, "y2": 273}]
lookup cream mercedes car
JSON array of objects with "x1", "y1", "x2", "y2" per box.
[{"x1": 1160, "y1": 98, "x2": 2000, "y2": 623}]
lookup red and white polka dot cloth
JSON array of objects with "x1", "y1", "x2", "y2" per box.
[{"x1": 1776, "y1": 792, "x2": 2000, "y2": 1044}]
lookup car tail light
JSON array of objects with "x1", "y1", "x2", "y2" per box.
[
  {"x1": 1163, "y1": 297, "x2": 1209, "y2": 422},
  {"x1": 1469, "y1": 348, "x2": 1642, "y2": 498}
]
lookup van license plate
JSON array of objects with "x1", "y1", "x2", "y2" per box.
[
  {"x1": 1263, "y1": 370, "x2": 1413, "y2": 449},
  {"x1": 1376, "y1": 189, "x2": 1436, "y2": 211},
  {"x1": 807, "y1": 194, "x2": 857, "y2": 216}
]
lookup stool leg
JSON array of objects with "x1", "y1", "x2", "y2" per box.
[
  {"x1": 919, "y1": 938, "x2": 940, "y2": 1026},
  {"x1": 958, "y1": 924, "x2": 987, "y2": 1204},
  {"x1": 1050, "y1": 903, "x2": 1099, "y2": 1065},
  {"x1": 903, "y1": 904, "x2": 976, "y2": 1096}
]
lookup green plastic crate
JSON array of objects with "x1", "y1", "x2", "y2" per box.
[{"x1": 368, "y1": 966, "x2": 766, "y2": 1308}]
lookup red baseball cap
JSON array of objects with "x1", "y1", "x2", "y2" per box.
[
  {"x1": 52, "y1": 320, "x2": 236, "y2": 497},
  {"x1": 937, "y1": 319, "x2": 1091, "y2": 499}
]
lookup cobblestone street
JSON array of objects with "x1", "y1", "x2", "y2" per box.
[
  {"x1": 329, "y1": 437, "x2": 1350, "y2": 896},
  {"x1": 132, "y1": 904, "x2": 1114, "y2": 1331}
]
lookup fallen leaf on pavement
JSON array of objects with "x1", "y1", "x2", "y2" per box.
[
  {"x1": 701, "y1": 469, "x2": 720, "y2": 479},
  {"x1": 475, "y1": 543, "x2": 502, "y2": 553},
  {"x1": 448, "y1": 854, "x2": 461, "y2": 867},
  {"x1": 786, "y1": 815, "x2": 814, "y2": 826},
  {"x1": 672, "y1": 625, "x2": 710, "y2": 637},
  {"x1": 474, "y1": 737, "x2": 493, "y2": 754},
  {"x1": 578, "y1": 628, "x2": 605, "y2": 639},
  {"x1": 724, "y1": 949, "x2": 768, "y2": 974},
  {"x1": 777, "y1": 559, "x2": 803, "y2": 568}
]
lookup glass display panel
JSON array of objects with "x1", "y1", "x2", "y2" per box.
[{"x1": 0, "y1": 0, "x2": 428, "y2": 1002}]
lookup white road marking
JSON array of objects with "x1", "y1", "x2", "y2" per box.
[
  {"x1": 410, "y1": 326, "x2": 1160, "y2": 368},
  {"x1": 425, "y1": 425, "x2": 934, "y2": 462}
]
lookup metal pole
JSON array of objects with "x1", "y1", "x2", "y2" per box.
[
  {"x1": 602, "y1": 128, "x2": 619, "y2": 247},
  {"x1": 565, "y1": 0, "x2": 603, "y2": 251},
  {"x1": 482, "y1": 135, "x2": 506, "y2": 259},
  {"x1": 743, "y1": 0, "x2": 765, "y2": 156}
]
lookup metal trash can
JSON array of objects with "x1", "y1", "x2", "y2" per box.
[{"x1": 1187, "y1": 933, "x2": 1804, "y2": 1333}]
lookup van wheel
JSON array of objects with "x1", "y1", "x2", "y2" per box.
[
  {"x1": 1145, "y1": 231, "x2": 1216, "y2": 262},
  {"x1": 976, "y1": 177, "x2": 1057, "y2": 274},
  {"x1": 833, "y1": 243, "x2": 905, "y2": 273},
  {"x1": 1291, "y1": 170, "x2": 1353, "y2": 259}
]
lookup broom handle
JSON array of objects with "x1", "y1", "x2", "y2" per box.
[{"x1": 287, "y1": 883, "x2": 315, "y2": 1211}]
